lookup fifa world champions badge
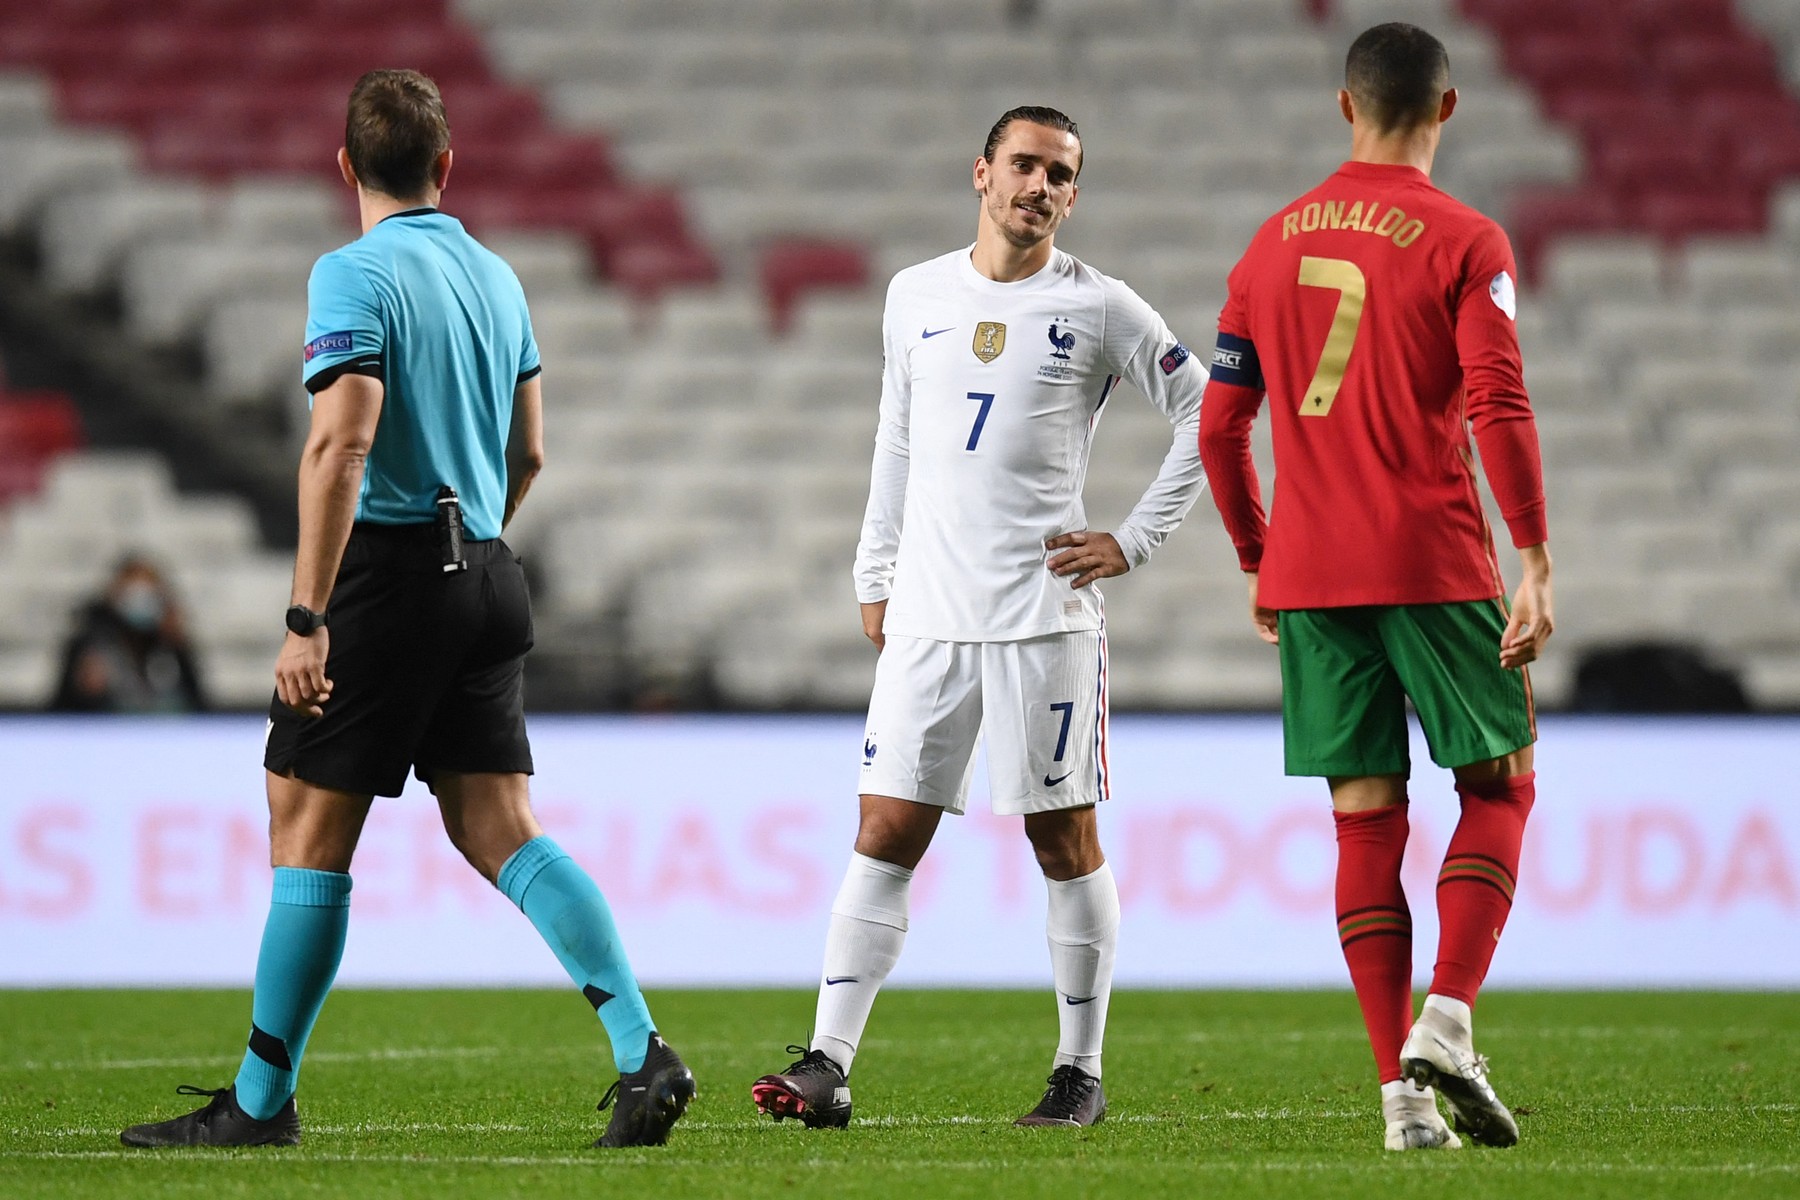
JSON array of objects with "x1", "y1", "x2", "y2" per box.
[{"x1": 972, "y1": 321, "x2": 1007, "y2": 363}]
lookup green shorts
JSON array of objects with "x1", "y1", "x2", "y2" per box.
[{"x1": 1278, "y1": 601, "x2": 1535, "y2": 778}]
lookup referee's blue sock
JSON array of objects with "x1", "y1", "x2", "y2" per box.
[
  {"x1": 499, "y1": 836, "x2": 656, "y2": 1073},
  {"x1": 232, "y1": 867, "x2": 352, "y2": 1120}
]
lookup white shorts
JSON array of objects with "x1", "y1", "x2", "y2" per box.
[{"x1": 858, "y1": 630, "x2": 1110, "y2": 816}]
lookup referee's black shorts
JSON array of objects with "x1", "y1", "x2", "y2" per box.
[{"x1": 265, "y1": 522, "x2": 535, "y2": 797}]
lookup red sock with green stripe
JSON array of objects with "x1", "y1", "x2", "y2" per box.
[
  {"x1": 1431, "y1": 772, "x2": 1536, "y2": 1006},
  {"x1": 1333, "y1": 804, "x2": 1413, "y2": 1084}
]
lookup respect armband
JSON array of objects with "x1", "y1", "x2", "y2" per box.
[{"x1": 1209, "y1": 332, "x2": 1264, "y2": 390}]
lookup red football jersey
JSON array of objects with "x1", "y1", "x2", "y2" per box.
[{"x1": 1199, "y1": 161, "x2": 1547, "y2": 609}]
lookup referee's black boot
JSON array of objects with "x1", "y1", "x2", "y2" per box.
[
  {"x1": 121, "y1": 1084, "x2": 301, "y2": 1148},
  {"x1": 594, "y1": 1033, "x2": 696, "y2": 1147}
]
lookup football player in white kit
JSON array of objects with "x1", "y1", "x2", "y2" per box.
[{"x1": 751, "y1": 107, "x2": 1208, "y2": 1129}]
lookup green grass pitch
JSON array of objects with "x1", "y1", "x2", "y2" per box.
[{"x1": 2, "y1": 989, "x2": 1795, "y2": 1198}]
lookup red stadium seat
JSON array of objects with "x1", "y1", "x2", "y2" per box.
[
  {"x1": 112, "y1": 26, "x2": 246, "y2": 85},
  {"x1": 59, "y1": 78, "x2": 207, "y2": 132},
  {"x1": 1460, "y1": 0, "x2": 1617, "y2": 38},
  {"x1": 1692, "y1": 92, "x2": 1800, "y2": 144},
  {"x1": 446, "y1": 189, "x2": 534, "y2": 237},
  {"x1": 579, "y1": 187, "x2": 693, "y2": 262},
  {"x1": 253, "y1": 25, "x2": 411, "y2": 84},
  {"x1": 452, "y1": 133, "x2": 614, "y2": 193},
  {"x1": 142, "y1": 121, "x2": 268, "y2": 179},
  {"x1": 439, "y1": 83, "x2": 545, "y2": 141},
  {"x1": 1736, "y1": 130, "x2": 1800, "y2": 197},
  {"x1": 0, "y1": 391, "x2": 85, "y2": 502},
  {"x1": 1505, "y1": 35, "x2": 1645, "y2": 97},
  {"x1": 609, "y1": 241, "x2": 721, "y2": 301},
  {"x1": 0, "y1": 391, "x2": 84, "y2": 456},
  {"x1": 1505, "y1": 186, "x2": 1629, "y2": 281},
  {"x1": 5, "y1": 25, "x2": 110, "y2": 79},
  {"x1": 1638, "y1": 189, "x2": 1763, "y2": 242},
  {"x1": 451, "y1": 185, "x2": 647, "y2": 247},
  {"x1": 1622, "y1": 0, "x2": 1740, "y2": 37},
  {"x1": 761, "y1": 240, "x2": 869, "y2": 333},
  {"x1": 261, "y1": 124, "x2": 342, "y2": 176},
  {"x1": 294, "y1": 0, "x2": 448, "y2": 22},
  {"x1": 4, "y1": 0, "x2": 724, "y2": 289},
  {"x1": 376, "y1": 26, "x2": 490, "y2": 85},
  {"x1": 1652, "y1": 36, "x2": 1782, "y2": 100},
  {"x1": 1549, "y1": 91, "x2": 1685, "y2": 147},
  {"x1": 1594, "y1": 139, "x2": 1720, "y2": 193},
  {"x1": 0, "y1": 460, "x2": 43, "y2": 503},
  {"x1": 1468, "y1": 0, "x2": 1795, "y2": 253},
  {"x1": 523, "y1": 133, "x2": 612, "y2": 188},
  {"x1": 164, "y1": 0, "x2": 274, "y2": 23},
  {"x1": 195, "y1": 80, "x2": 343, "y2": 130},
  {"x1": 25, "y1": 0, "x2": 141, "y2": 28}
]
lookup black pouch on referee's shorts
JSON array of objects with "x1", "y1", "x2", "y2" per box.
[{"x1": 434, "y1": 485, "x2": 469, "y2": 573}]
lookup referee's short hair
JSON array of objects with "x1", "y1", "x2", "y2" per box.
[
  {"x1": 1345, "y1": 23, "x2": 1450, "y2": 134},
  {"x1": 345, "y1": 69, "x2": 450, "y2": 200}
]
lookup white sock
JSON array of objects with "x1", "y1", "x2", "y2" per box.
[
  {"x1": 1423, "y1": 993, "x2": 1473, "y2": 1038},
  {"x1": 811, "y1": 853, "x2": 912, "y2": 1075},
  {"x1": 1045, "y1": 861, "x2": 1119, "y2": 1079},
  {"x1": 1381, "y1": 1078, "x2": 1437, "y2": 1121}
]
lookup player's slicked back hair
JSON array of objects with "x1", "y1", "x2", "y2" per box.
[
  {"x1": 982, "y1": 106, "x2": 1083, "y2": 176},
  {"x1": 1345, "y1": 23, "x2": 1451, "y2": 135},
  {"x1": 345, "y1": 69, "x2": 450, "y2": 200}
]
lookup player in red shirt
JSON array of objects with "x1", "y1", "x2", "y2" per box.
[{"x1": 1199, "y1": 24, "x2": 1553, "y2": 1151}]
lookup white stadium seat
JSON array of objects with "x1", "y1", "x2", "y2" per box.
[
  {"x1": 527, "y1": 293, "x2": 640, "y2": 361},
  {"x1": 1542, "y1": 236, "x2": 1666, "y2": 304},
  {"x1": 5, "y1": 0, "x2": 1796, "y2": 714},
  {"x1": 38, "y1": 180, "x2": 213, "y2": 294},
  {"x1": 0, "y1": 128, "x2": 134, "y2": 233},
  {"x1": 0, "y1": 70, "x2": 52, "y2": 131}
]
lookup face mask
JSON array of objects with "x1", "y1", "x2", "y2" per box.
[{"x1": 115, "y1": 582, "x2": 165, "y2": 632}]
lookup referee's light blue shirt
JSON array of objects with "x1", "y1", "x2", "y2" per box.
[{"x1": 301, "y1": 208, "x2": 540, "y2": 541}]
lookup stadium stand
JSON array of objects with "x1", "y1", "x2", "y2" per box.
[
  {"x1": 0, "y1": 0, "x2": 1795, "y2": 711},
  {"x1": 1460, "y1": 0, "x2": 1800, "y2": 272},
  {"x1": 0, "y1": 451, "x2": 290, "y2": 707},
  {"x1": 0, "y1": 380, "x2": 83, "y2": 505},
  {"x1": 449, "y1": 0, "x2": 1591, "y2": 710}
]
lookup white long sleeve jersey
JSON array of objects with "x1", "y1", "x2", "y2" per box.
[{"x1": 854, "y1": 246, "x2": 1208, "y2": 642}]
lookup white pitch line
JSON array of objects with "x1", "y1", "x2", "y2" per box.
[
  {"x1": 1179, "y1": 1029, "x2": 1363, "y2": 1044},
  {"x1": 6, "y1": 1112, "x2": 1335, "y2": 1139},
  {"x1": 2, "y1": 1149, "x2": 1795, "y2": 1175},
  {"x1": 311, "y1": 1101, "x2": 1800, "y2": 1125},
  {"x1": 1172, "y1": 1026, "x2": 1695, "y2": 1044},
  {"x1": 6, "y1": 1046, "x2": 514, "y2": 1073},
  {"x1": 0, "y1": 1024, "x2": 1758, "y2": 1074},
  {"x1": 14, "y1": 1103, "x2": 1796, "y2": 1143},
  {"x1": 686, "y1": 1110, "x2": 1367, "y2": 1129},
  {"x1": 2, "y1": 1040, "x2": 776, "y2": 1074},
  {"x1": 5, "y1": 1043, "x2": 532, "y2": 1072}
]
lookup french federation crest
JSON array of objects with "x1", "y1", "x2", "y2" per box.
[{"x1": 973, "y1": 321, "x2": 1006, "y2": 363}]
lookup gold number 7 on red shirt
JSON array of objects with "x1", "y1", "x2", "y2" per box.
[{"x1": 1296, "y1": 256, "x2": 1367, "y2": 417}]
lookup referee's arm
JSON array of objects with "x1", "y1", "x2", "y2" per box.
[
  {"x1": 503, "y1": 374, "x2": 544, "y2": 530},
  {"x1": 276, "y1": 373, "x2": 383, "y2": 717}
]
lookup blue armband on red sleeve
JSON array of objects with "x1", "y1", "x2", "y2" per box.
[{"x1": 1209, "y1": 331, "x2": 1263, "y2": 390}]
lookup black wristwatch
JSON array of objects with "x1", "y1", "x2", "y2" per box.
[{"x1": 285, "y1": 605, "x2": 329, "y2": 636}]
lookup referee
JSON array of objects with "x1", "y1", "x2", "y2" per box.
[{"x1": 122, "y1": 70, "x2": 694, "y2": 1151}]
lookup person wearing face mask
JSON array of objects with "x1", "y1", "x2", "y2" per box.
[{"x1": 51, "y1": 555, "x2": 208, "y2": 713}]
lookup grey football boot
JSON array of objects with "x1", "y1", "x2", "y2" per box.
[{"x1": 1400, "y1": 1005, "x2": 1519, "y2": 1147}]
